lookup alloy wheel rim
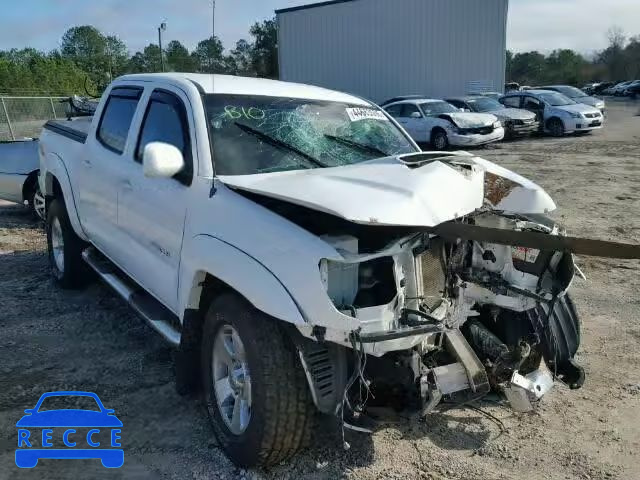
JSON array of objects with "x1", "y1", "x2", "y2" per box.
[
  {"x1": 212, "y1": 324, "x2": 252, "y2": 435},
  {"x1": 51, "y1": 217, "x2": 65, "y2": 273},
  {"x1": 33, "y1": 188, "x2": 46, "y2": 220}
]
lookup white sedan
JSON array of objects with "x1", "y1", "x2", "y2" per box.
[{"x1": 382, "y1": 97, "x2": 504, "y2": 150}]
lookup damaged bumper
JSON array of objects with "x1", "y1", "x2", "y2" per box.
[{"x1": 449, "y1": 126, "x2": 505, "y2": 146}]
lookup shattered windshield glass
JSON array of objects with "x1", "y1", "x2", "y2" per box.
[{"x1": 204, "y1": 94, "x2": 417, "y2": 175}]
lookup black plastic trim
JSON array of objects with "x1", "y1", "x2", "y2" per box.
[{"x1": 44, "y1": 121, "x2": 88, "y2": 143}]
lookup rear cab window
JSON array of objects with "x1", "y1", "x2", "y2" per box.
[{"x1": 96, "y1": 87, "x2": 143, "y2": 154}]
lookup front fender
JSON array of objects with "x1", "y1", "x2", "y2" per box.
[
  {"x1": 179, "y1": 234, "x2": 306, "y2": 326},
  {"x1": 43, "y1": 152, "x2": 88, "y2": 241}
]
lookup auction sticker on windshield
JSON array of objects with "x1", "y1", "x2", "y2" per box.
[
  {"x1": 15, "y1": 391, "x2": 123, "y2": 469},
  {"x1": 346, "y1": 107, "x2": 388, "y2": 122}
]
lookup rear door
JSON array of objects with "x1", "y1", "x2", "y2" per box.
[
  {"x1": 116, "y1": 87, "x2": 194, "y2": 312},
  {"x1": 78, "y1": 86, "x2": 143, "y2": 254}
]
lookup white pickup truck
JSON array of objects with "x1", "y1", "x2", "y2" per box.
[{"x1": 40, "y1": 73, "x2": 589, "y2": 467}]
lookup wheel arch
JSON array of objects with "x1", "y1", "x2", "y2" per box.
[
  {"x1": 21, "y1": 170, "x2": 39, "y2": 202},
  {"x1": 42, "y1": 154, "x2": 88, "y2": 240}
]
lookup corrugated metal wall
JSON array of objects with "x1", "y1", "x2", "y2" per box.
[{"x1": 277, "y1": 0, "x2": 508, "y2": 103}]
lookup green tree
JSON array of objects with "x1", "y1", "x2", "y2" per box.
[
  {"x1": 191, "y1": 36, "x2": 227, "y2": 73},
  {"x1": 60, "y1": 26, "x2": 127, "y2": 86},
  {"x1": 226, "y1": 39, "x2": 254, "y2": 75},
  {"x1": 248, "y1": 18, "x2": 278, "y2": 78},
  {"x1": 127, "y1": 44, "x2": 162, "y2": 73},
  {"x1": 165, "y1": 40, "x2": 196, "y2": 72}
]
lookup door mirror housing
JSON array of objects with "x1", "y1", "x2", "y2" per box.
[
  {"x1": 142, "y1": 142, "x2": 185, "y2": 179},
  {"x1": 410, "y1": 111, "x2": 422, "y2": 119}
]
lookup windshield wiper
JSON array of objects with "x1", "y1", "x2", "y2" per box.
[
  {"x1": 323, "y1": 134, "x2": 390, "y2": 158},
  {"x1": 234, "y1": 122, "x2": 328, "y2": 168}
]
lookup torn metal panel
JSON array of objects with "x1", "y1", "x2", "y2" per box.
[{"x1": 431, "y1": 221, "x2": 640, "y2": 259}]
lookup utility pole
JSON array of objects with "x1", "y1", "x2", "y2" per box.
[{"x1": 158, "y1": 21, "x2": 167, "y2": 72}]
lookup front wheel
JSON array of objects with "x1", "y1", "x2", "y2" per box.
[
  {"x1": 201, "y1": 293, "x2": 314, "y2": 467},
  {"x1": 431, "y1": 129, "x2": 449, "y2": 150},
  {"x1": 547, "y1": 118, "x2": 565, "y2": 137},
  {"x1": 46, "y1": 198, "x2": 89, "y2": 289}
]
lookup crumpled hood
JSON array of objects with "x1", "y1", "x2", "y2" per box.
[
  {"x1": 219, "y1": 153, "x2": 556, "y2": 227},
  {"x1": 491, "y1": 108, "x2": 537, "y2": 122},
  {"x1": 440, "y1": 112, "x2": 498, "y2": 129}
]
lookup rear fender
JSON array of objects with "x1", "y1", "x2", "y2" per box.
[{"x1": 43, "y1": 153, "x2": 88, "y2": 241}]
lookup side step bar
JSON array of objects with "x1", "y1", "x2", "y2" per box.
[{"x1": 82, "y1": 247, "x2": 181, "y2": 347}]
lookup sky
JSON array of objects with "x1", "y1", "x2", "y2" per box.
[{"x1": 0, "y1": 0, "x2": 639, "y2": 55}]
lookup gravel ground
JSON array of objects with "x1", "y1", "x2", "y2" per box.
[{"x1": 1, "y1": 99, "x2": 639, "y2": 480}]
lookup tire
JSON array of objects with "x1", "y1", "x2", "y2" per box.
[
  {"x1": 547, "y1": 118, "x2": 565, "y2": 137},
  {"x1": 431, "y1": 129, "x2": 449, "y2": 151},
  {"x1": 201, "y1": 293, "x2": 314, "y2": 468},
  {"x1": 46, "y1": 198, "x2": 89, "y2": 289},
  {"x1": 28, "y1": 184, "x2": 46, "y2": 220}
]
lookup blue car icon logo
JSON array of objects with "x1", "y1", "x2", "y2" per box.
[{"x1": 15, "y1": 391, "x2": 123, "y2": 468}]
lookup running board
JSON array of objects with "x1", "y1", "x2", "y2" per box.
[{"x1": 82, "y1": 248, "x2": 181, "y2": 347}]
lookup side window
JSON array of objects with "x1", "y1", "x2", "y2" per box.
[
  {"x1": 97, "y1": 87, "x2": 142, "y2": 154},
  {"x1": 500, "y1": 96, "x2": 521, "y2": 108},
  {"x1": 136, "y1": 90, "x2": 193, "y2": 185},
  {"x1": 448, "y1": 100, "x2": 465, "y2": 109},
  {"x1": 384, "y1": 104, "x2": 403, "y2": 118},
  {"x1": 523, "y1": 96, "x2": 543, "y2": 110},
  {"x1": 401, "y1": 104, "x2": 422, "y2": 118}
]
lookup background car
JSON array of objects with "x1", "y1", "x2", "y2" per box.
[
  {"x1": 381, "y1": 97, "x2": 504, "y2": 150},
  {"x1": 447, "y1": 95, "x2": 539, "y2": 138},
  {"x1": 500, "y1": 90, "x2": 603, "y2": 137},
  {"x1": 609, "y1": 81, "x2": 635, "y2": 96},
  {"x1": 0, "y1": 139, "x2": 43, "y2": 218},
  {"x1": 622, "y1": 80, "x2": 640, "y2": 97},
  {"x1": 538, "y1": 85, "x2": 605, "y2": 113}
]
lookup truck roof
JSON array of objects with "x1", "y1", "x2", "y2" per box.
[{"x1": 116, "y1": 73, "x2": 371, "y2": 106}]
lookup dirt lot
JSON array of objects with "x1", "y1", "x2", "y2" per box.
[{"x1": 1, "y1": 100, "x2": 639, "y2": 480}]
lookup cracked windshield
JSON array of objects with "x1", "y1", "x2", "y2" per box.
[{"x1": 205, "y1": 95, "x2": 416, "y2": 175}]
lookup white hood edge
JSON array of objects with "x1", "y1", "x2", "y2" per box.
[{"x1": 219, "y1": 154, "x2": 556, "y2": 228}]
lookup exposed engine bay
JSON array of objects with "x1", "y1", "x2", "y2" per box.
[{"x1": 292, "y1": 209, "x2": 583, "y2": 421}]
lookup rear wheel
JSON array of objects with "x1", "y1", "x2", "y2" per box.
[
  {"x1": 46, "y1": 198, "x2": 89, "y2": 289},
  {"x1": 201, "y1": 293, "x2": 314, "y2": 467},
  {"x1": 431, "y1": 129, "x2": 449, "y2": 150},
  {"x1": 30, "y1": 184, "x2": 46, "y2": 220},
  {"x1": 547, "y1": 118, "x2": 565, "y2": 137}
]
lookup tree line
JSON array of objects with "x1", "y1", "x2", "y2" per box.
[
  {"x1": 507, "y1": 27, "x2": 640, "y2": 87},
  {"x1": 1, "y1": 22, "x2": 638, "y2": 97},
  {"x1": 0, "y1": 20, "x2": 277, "y2": 96}
]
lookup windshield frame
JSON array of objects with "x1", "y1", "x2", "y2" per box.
[{"x1": 203, "y1": 93, "x2": 419, "y2": 177}]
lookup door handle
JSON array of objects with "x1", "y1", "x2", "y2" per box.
[
  {"x1": 122, "y1": 180, "x2": 133, "y2": 190},
  {"x1": 83, "y1": 158, "x2": 92, "y2": 166}
]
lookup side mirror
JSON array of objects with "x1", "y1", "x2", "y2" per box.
[
  {"x1": 143, "y1": 142, "x2": 185, "y2": 179},
  {"x1": 24, "y1": 409, "x2": 34, "y2": 414},
  {"x1": 460, "y1": 108, "x2": 471, "y2": 112},
  {"x1": 410, "y1": 111, "x2": 422, "y2": 119}
]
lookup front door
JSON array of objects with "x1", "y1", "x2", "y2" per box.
[{"x1": 116, "y1": 87, "x2": 194, "y2": 312}]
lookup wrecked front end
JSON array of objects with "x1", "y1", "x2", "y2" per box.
[
  {"x1": 294, "y1": 210, "x2": 582, "y2": 420},
  {"x1": 220, "y1": 152, "x2": 593, "y2": 421}
]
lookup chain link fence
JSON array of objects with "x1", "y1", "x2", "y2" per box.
[{"x1": 0, "y1": 96, "x2": 68, "y2": 141}]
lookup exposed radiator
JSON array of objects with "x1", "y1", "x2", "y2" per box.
[{"x1": 415, "y1": 240, "x2": 447, "y2": 311}]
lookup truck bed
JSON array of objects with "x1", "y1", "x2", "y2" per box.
[{"x1": 43, "y1": 117, "x2": 93, "y2": 144}]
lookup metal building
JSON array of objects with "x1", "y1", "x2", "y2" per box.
[{"x1": 276, "y1": 0, "x2": 509, "y2": 103}]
